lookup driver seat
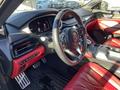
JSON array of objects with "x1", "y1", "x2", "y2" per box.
[{"x1": 64, "y1": 62, "x2": 120, "y2": 90}]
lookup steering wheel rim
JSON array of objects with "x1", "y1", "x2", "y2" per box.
[{"x1": 52, "y1": 9, "x2": 87, "y2": 66}]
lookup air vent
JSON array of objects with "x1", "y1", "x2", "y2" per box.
[{"x1": 12, "y1": 37, "x2": 39, "y2": 58}]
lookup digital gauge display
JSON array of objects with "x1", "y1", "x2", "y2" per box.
[{"x1": 29, "y1": 17, "x2": 50, "y2": 35}]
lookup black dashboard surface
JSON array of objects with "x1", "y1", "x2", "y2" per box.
[
  {"x1": 6, "y1": 9, "x2": 58, "y2": 29},
  {"x1": 6, "y1": 8, "x2": 92, "y2": 29}
]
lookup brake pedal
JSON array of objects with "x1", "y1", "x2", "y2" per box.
[{"x1": 15, "y1": 72, "x2": 30, "y2": 89}]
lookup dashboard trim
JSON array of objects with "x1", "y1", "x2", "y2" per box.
[{"x1": 11, "y1": 46, "x2": 45, "y2": 78}]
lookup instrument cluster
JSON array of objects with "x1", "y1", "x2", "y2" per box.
[{"x1": 29, "y1": 16, "x2": 55, "y2": 35}]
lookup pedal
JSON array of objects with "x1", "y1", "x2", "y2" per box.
[
  {"x1": 41, "y1": 57, "x2": 47, "y2": 64},
  {"x1": 15, "y1": 72, "x2": 30, "y2": 89},
  {"x1": 33, "y1": 61, "x2": 40, "y2": 69}
]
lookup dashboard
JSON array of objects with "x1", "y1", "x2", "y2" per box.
[{"x1": 1, "y1": 9, "x2": 93, "y2": 78}]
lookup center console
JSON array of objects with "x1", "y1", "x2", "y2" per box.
[{"x1": 89, "y1": 44, "x2": 120, "y2": 62}]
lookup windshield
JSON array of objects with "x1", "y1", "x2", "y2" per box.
[
  {"x1": 14, "y1": 0, "x2": 92, "y2": 13},
  {"x1": 36, "y1": 0, "x2": 83, "y2": 9},
  {"x1": 14, "y1": 0, "x2": 120, "y2": 13}
]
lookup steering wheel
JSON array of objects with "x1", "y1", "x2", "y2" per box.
[{"x1": 52, "y1": 9, "x2": 87, "y2": 66}]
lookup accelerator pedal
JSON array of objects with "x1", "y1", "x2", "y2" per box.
[{"x1": 15, "y1": 72, "x2": 30, "y2": 89}]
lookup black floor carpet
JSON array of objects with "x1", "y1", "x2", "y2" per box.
[
  {"x1": 11, "y1": 53, "x2": 88, "y2": 90},
  {"x1": 23, "y1": 62, "x2": 70, "y2": 90}
]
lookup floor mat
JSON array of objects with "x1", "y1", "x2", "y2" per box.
[{"x1": 23, "y1": 62, "x2": 68, "y2": 90}]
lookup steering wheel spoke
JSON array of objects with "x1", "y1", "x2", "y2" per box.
[{"x1": 64, "y1": 48, "x2": 82, "y2": 61}]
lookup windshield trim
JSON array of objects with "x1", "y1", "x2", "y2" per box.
[{"x1": 0, "y1": 0, "x2": 5, "y2": 7}]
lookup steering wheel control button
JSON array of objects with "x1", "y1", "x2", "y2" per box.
[{"x1": 40, "y1": 36, "x2": 46, "y2": 41}]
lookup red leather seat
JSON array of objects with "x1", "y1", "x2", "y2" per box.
[
  {"x1": 64, "y1": 62, "x2": 120, "y2": 90},
  {"x1": 104, "y1": 38, "x2": 120, "y2": 48}
]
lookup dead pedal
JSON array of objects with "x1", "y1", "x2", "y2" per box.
[{"x1": 15, "y1": 72, "x2": 30, "y2": 89}]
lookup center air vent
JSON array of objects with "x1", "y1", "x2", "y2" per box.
[{"x1": 12, "y1": 37, "x2": 39, "y2": 58}]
